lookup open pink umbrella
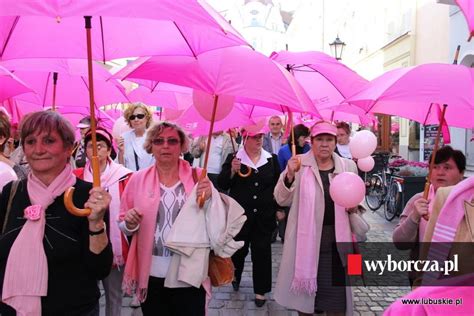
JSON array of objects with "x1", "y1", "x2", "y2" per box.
[
  {"x1": 128, "y1": 83, "x2": 193, "y2": 110},
  {"x1": 456, "y1": 0, "x2": 474, "y2": 41},
  {"x1": 115, "y1": 46, "x2": 318, "y2": 205},
  {"x1": 270, "y1": 51, "x2": 368, "y2": 110},
  {"x1": 1, "y1": 59, "x2": 129, "y2": 109},
  {"x1": 0, "y1": 65, "x2": 36, "y2": 102},
  {"x1": 0, "y1": 1, "x2": 247, "y2": 61},
  {"x1": 345, "y1": 63, "x2": 474, "y2": 129}
]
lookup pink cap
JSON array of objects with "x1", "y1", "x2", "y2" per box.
[
  {"x1": 242, "y1": 119, "x2": 266, "y2": 137},
  {"x1": 310, "y1": 121, "x2": 337, "y2": 137},
  {"x1": 85, "y1": 128, "x2": 114, "y2": 147}
]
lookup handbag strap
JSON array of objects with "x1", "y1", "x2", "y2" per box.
[
  {"x1": 2, "y1": 180, "x2": 20, "y2": 234},
  {"x1": 133, "y1": 149, "x2": 140, "y2": 171}
]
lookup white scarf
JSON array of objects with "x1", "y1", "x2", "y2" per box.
[{"x1": 83, "y1": 159, "x2": 132, "y2": 265}]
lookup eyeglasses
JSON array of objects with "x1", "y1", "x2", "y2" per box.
[
  {"x1": 86, "y1": 143, "x2": 108, "y2": 151},
  {"x1": 129, "y1": 114, "x2": 146, "y2": 121},
  {"x1": 152, "y1": 138, "x2": 180, "y2": 146}
]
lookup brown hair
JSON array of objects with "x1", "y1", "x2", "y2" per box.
[
  {"x1": 336, "y1": 121, "x2": 351, "y2": 135},
  {"x1": 20, "y1": 111, "x2": 75, "y2": 149},
  {"x1": 123, "y1": 103, "x2": 153, "y2": 129},
  {"x1": 0, "y1": 111, "x2": 11, "y2": 152},
  {"x1": 144, "y1": 122, "x2": 189, "y2": 154}
]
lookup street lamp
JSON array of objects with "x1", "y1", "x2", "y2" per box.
[{"x1": 329, "y1": 35, "x2": 346, "y2": 60}]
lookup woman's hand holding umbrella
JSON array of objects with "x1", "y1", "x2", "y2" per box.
[
  {"x1": 84, "y1": 187, "x2": 111, "y2": 226},
  {"x1": 286, "y1": 156, "x2": 301, "y2": 183},
  {"x1": 196, "y1": 177, "x2": 212, "y2": 203}
]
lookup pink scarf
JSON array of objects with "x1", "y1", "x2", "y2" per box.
[
  {"x1": 291, "y1": 155, "x2": 352, "y2": 295},
  {"x1": 83, "y1": 159, "x2": 131, "y2": 266},
  {"x1": 119, "y1": 160, "x2": 196, "y2": 301},
  {"x1": 2, "y1": 165, "x2": 76, "y2": 315},
  {"x1": 423, "y1": 177, "x2": 474, "y2": 284}
]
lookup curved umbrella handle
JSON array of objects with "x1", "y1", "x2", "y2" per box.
[
  {"x1": 64, "y1": 187, "x2": 92, "y2": 217},
  {"x1": 237, "y1": 165, "x2": 252, "y2": 178}
]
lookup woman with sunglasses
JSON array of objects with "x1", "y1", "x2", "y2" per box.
[
  {"x1": 218, "y1": 127, "x2": 281, "y2": 307},
  {"x1": 118, "y1": 122, "x2": 219, "y2": 315},
  {"x1": 118, "y1": 103, "x2": 155, "y2": 171}
]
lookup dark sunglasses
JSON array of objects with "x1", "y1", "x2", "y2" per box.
[
  {"x1": 152, "y1": 138, "x2": 180, "y2": 146},
  {"x1": 129, "y1": 114, "x2": 146, "y2": 120}
]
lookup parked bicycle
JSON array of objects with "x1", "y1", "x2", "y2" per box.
[{"x1": 364, "y1": 153, "x2": 404, "y2": 221}]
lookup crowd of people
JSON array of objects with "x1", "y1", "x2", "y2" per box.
[{"x1": 0, "y1": 106, "x2": 472, "y2": 316}]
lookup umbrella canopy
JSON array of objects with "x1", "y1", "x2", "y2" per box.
[
  {"x1": 128, "y1": 83, "x2": 193, "y2": 110},
  {"x1": 270, "y1": 51, "x2": 368, "y2": 110},
  {"x1": 1, "y1": 59, "x2": 129, "y2": 108},
  {"x1": 0, "y1": 65, "x2": 35, "y2": 102},
  {"x1": 345, "y1": 63, "x2": 474, "y2": 129},
  {"x1": 456, "y1": 0, "x2": 474, "y2": 41},
  {"x1": 0, "y1": 1, "x2": 248, "y2": 61},
  {"x1": 320, "y1": 103, "x2": 377, "y2": 126},
  {"x1": 114, "y1": 46, "x2": 318, "y2": 115}
]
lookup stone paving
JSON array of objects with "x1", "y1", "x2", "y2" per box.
[{"x1": 101, "y1": 206, "x2": 411, "y2": 316}]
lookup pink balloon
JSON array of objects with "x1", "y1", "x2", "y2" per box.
[
  {"x1": 349, "y1": 130, "x2": 377, "y2": 159},
  {"x1": 112, "y1": 116, "x2": 132, "y2": 140},
  {"x1": 193, "y1": 90, "x2": 234, "y2": 122},
  {"x1": 329, "y1": 172, "x2": 365, "y2": 208},
  {"x1": 357, "y1": 156, "x2": 375, "y2": 172}
]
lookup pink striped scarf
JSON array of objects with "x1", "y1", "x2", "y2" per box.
[
  {"x1": 2, "y1": 165, "x2": 76, "y2": 315},
  {"x1": 291, "y1": 155, "x2": 351, "y2": 295},
  {"x1": 119, "y1": 160, "x2": 196, "y2": 302},
  {"x1": 423, "y1": 177, "x2": 474, "y2": 285}
]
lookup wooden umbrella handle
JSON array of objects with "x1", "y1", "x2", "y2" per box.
[
  {"x1": 196, "y1": 169, "x2": 207, "y2": 208},
  {"x1": 421, "y1": 104, "x2": 447, "y2": 221},
  {"x1": 64, "y1": 17, "x2": 100, "y2": 217},
  {"x1": 237, "y1": 165, "x2": 252, "y2": 178}
]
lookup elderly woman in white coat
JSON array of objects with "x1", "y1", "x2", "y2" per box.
[{"x1": 274, "y1": 121, "x2": 364, "y2": 316}]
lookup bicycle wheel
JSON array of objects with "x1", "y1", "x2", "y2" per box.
[
  {"x1": 385, "y1": 181, "x2": 402, "y2": 221},
  {"x1": 365, "y1": 174, "x2": 384, "y2": 211}
]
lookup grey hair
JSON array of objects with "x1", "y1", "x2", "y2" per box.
[{"x1": 144, "y1": 121, "x2": 189, "y2": 154}]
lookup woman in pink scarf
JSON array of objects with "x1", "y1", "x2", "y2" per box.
[
  {"x1": 119, "y1": 122, "x2": 213, "y2": 316},
  {"x1": 392, "y1": 146, "x2": 465, "y2": 285},
  {"x1": 274, "y1": 121, "x2": 364, "y2": 316},
  {"x1": 0, "y1": 111, "x2": 113, "y2": 316},
  {"x1": 74, "y1": 127, "x2": 133, "y2": 316}
]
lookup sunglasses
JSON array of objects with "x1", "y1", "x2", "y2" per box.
[
  {"x1": 152, "y1": 137, "x2": 180, "y2": 146},
  {"x1": 129, "y1": 114, "x2": 146, "y2": 120}
]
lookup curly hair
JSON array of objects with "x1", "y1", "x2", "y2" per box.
[
  {"x1": 0, "y1": 111, "x2": 11, "y2": 152},
  {"x1": 123, "y1": 103, "x2": 153, "y2": 129}
]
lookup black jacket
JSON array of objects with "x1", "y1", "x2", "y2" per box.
[
  {"x1": 0, "y1": 179, "x2": 113, "y2": 316},
  {"x1": 218, "y1": 153, "x2": 281, "y2": 234}
]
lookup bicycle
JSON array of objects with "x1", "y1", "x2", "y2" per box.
[{"x1": 364, "y1": 153, "x2": 404, "y2": 221}]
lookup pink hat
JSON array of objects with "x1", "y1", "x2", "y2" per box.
[
  {"x1": 310, "y1": 121, "x2": 337, "y2": 137},
  {"x1": 242, "y1": 119, "x2": 267, "y2": 137}
]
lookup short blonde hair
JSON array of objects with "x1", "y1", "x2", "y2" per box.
[
  {"x1": 144, "y1": 122, "x2": 189, "y2": 154},
  {"x1": 123, "y1": 103, "x2": 153, "y2": 128}
]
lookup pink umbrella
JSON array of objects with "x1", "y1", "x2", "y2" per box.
[
  {"x1": 0, "y1": 1, "x2": 247, "y2": 61},
  {"x1": 115, "y1": 46, "x2": 318, "y2": 205},
  {"x1": 128, "y1": 83, "x2": 193, "y2": 110},
  {"x1": 0, "y1": 65, "x2": 36, "y2": 102},
  {"x1": 456, "y1": 0, "x2": 474, "y2": 41},
  {"x1": 345, "y1": 63, "x2": 474, "y2": 129},
  {"x1": 320, "y1": 103, "x2": 377, "y2": 126},
  {"x1": 114, "y1": 47, "x2": 317, "y2": 114},
  {"x1": 1, "y1": 59, "x2": 129, "y2": 109},
  {"x1": 270, "y1": 51, "x2": 368, "y2": 110}
]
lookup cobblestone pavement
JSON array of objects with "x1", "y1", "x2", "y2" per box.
[{"x1": 102, "y1": 206, "x2": 410, "y2": 316}]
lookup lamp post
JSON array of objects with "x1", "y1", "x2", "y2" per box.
[{"x1": 329, "y1": 35, "x2": 346, "y2": 60}]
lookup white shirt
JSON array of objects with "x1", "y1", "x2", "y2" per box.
[
  {"x1": 236, "y1": 147, "x2": 272, "y2": 170},
  {"x1": 337, "y1": 143, "x2": 352, "y2": 159},
  {"x1": 0, "y1": 161, "x2": 17, "y2": 193},
  {"x1": 150, "y1": 182, "x2": 186, "y2": 278},
  {"x1": 270, "y1": 133, "x2": 283, "y2": 155},
  {"x1": 122, "y1": 130, "x2": 155, "y2": 171},
  {"x1": 207, "y1": 135, "x2": 224, "y2": 174}
]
